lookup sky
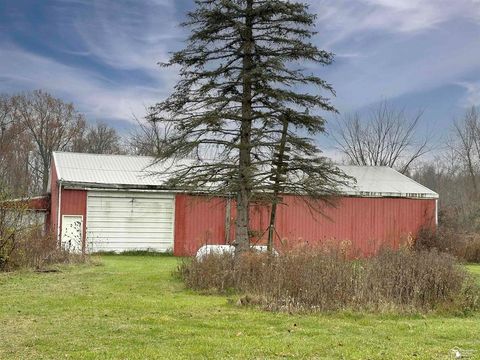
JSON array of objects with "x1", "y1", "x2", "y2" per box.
[{"x1": 0, "y1": 0, "x2": 480, "y2": 150}]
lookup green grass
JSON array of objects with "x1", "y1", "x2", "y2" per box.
[{"x1": 1, "y1": 257, "x2": 479, "y2": 359}]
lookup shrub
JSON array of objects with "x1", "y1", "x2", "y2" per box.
[
  {"x1": 0, "y1": 229, "x2": 88, "y2": 271},
  {"x1": 415, "y1": 227, "x2": 480, "y2": 262},
  {"x1": 1, "y1": 193, "x2": 88, "y2": 271},
  {"x1": 178, "y1": 247, "x2": 480, "y2": 313},
  {"x1": 361, "y1": 249, "x2": 475, "y2": 311}
]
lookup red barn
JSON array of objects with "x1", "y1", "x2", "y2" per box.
[{"x1": 47, "y1": 152, "x2": 437, "y2": 256}]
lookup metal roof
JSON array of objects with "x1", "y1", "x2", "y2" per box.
[
  {"x1": 51, "y1": 152, "x2": 438, "y2": 199},
  {"x1": 336, "y1": 165, "x2": 438, "y2": 199}
]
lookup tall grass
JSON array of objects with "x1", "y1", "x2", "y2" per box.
[
  {"x1": 178, "y1": 247, "x2": 480, "y2": 313},
  {"x1": 1, "y1": 230, "x2": 88, "y2": 271},
  {"x1": 415, "y1": 227, "x2": 480, "y2": 262}
]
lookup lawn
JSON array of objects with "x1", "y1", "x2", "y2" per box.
[{"x1": 0, "y1": 256, "x2": 479, "y2": 360}]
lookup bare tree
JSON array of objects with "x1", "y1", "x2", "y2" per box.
[
  {"x1": 0, "y1": 94, "x2": 16, "y2": 184},
  {"x1": 412, "y1": 107, "x2": 480, "y2": 232},
  {"x1": 332, "y1": 101, "x2": 431, "y2": 173},
  {"x1": 14, "y1": 90, "x2": 86, "y2": 192},
  {"x1": 73, "y1": 121, "x2": 123, "y2": 155},
  {"x1": 0, "y1": 95, "x2": 33, "y2": 196},
  {"x1": 448, "y1": 106, "x2": 480, "y2": 199},
  {"x1": 128, "y1": 119, "x2": 171, "y2": 156}
]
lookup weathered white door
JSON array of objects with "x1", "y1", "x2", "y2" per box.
[
  {"x1": 61, "y1": 215, "x2": 83, "y2": 253},
  {"x1": 86, "y1": 191, "x2": 175, "y2": 253}
]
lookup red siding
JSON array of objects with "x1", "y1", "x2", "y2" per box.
[
  {"x1": 60, "y1": 189, "x2": 87, "y2": 249},
  {"x1": 49, "y1": 160, "x2": 87, "y2": 250},
  {"x1": 176, "y1": 194, "x2": 436, "y2": 257},
  {"x1": 174, "y1": 194, "x2": 229, "y2": 256},
  {"x1": 271, "y1": 196, "x2": 435, "y2": 257}
]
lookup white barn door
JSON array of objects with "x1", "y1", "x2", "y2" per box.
[
  {"x1": 61, "y1": 215, "x2": 83, "y2": 253},
  {"x1": 86, "y1": 191, "x2": 175, "y2": 253}
]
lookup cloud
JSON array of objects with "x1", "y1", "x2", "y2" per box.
[
  {"x1": 303, "y1": 0, "x2": 480, "y2": 114},
  {"x1": 0, "y1": 44, "x2": 171, "y2": 123},
  {"x1": 0, "y1": 0, "x2": 479, "y2": 132},
  {"x1": 62, "y1": 0, "x2": 180, "y2": 73},
  {"x1": 0, "y1": 0, "x2": 183, "y2": 125},
  {"x1": 457, "y1": 81, "x2": 480, "y2": 107},
  {"x1": 310, "y1": 0, "x2": 480, "y2": 47}
]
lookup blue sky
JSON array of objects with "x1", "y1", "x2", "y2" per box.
[{"x1": 1, "y1": 0, "x2": 480, "y2": 150}]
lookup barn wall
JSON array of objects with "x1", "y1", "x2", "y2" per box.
[
  {"x1": 49, "y1": 161, "x2": 59, "y2": 238},
  {"x1": 177, "y1": 195, "x2": 436, "y2": 257},
  {"x1": 174, "y1": 194, "x2": 228, "y2": 256},
  {"x1": 271, "y1": 196, "x2": 436, "y2": 257},
  {"x1": 49, "y1": 162, "x2": 88, "y2": 249},
  {"x1": 57, "y1": 189, "x2": 88, "y2": 249}
]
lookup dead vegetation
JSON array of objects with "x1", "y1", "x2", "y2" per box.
[
  {"x1": 178, "y1": 246, "x2": 480, "y2": 313},
  {"x1": 0, "y1": 229, "x2": 89, "y2": 272},
  {"x1": 0, "y1": 192, "x2": 88, "y2": 271},
  {"x1": 414, "y1": 207, "x2": 480, "y2": 263}
]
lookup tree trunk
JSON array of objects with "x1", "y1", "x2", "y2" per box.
[
  {"x1": 267, "y1": 115, "x2": 289, "y2": 252},
  {"x1": 235, "y1": 0, "x2": 254, "y2": 253},
  {"x1": 41, "y1": 156, "x2": 50, "y2": 193}
]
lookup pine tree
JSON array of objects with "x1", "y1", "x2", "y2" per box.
[{"x1": 149, "y1": 0, "x2": 348, "y2": 251}]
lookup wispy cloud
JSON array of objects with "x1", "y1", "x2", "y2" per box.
[
  {"x1": 0, "y1": 44, "x2": 168, "y2": 123},
  {"x1": 457, "y1": 81, "x2": 480, "y2": 107},
  {"x1": 0, "y1": 0, "x2": 182, "y2": 125},
  {"x1": 64, "y1": 0, "x2": 181, "y2": 73},
  {"x1": 311, "y1": 0, "x2": 480, "y2": 47},
  {"x1": 0, "y1": 0, "x2": 479, "y2": 132},
  {"x1": 304, "y1": 0, "x2": 480, "y2": 115}
]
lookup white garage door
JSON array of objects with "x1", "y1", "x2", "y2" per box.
[{"x1": 86, "y1": 191, "x2": 175, "y2": 252}]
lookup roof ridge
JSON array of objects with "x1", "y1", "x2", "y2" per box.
[{"x1": 53, "y1": 151, "x2": 156, "y2": 160}]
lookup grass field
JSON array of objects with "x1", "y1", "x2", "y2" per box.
[{"x1": 1, "y1": 256, "x2": 479, "y2": 359}]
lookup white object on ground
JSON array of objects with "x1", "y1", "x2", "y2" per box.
[{"x1": 195, "y1": 244, "x2": 278, "y2": 260}]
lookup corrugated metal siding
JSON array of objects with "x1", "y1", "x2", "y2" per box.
[
  {"x1": 176, "y1": 195, "x2": 436, "y2": 257},
  {"x1": 261, "y1": 196, "x2": 435, "y2": 256},
  {"x1": 174, "y1": 194, "x2": 228, "y2": 256},
  {"x1": 86, "y1": 191, "x2": 175, "y2": 252}
]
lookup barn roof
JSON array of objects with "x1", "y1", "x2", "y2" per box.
[{"x1": 51, "y1": 152, "x2": 438, "y2": 199}]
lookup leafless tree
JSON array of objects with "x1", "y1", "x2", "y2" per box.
[
  {"x1": 128, "y1": 118, "x2": 171, "y2": 156},
  {"x1": 332, "y1": 101, "x2": 431, "y2": 174},
  {"x1": 448, "y1": 106, "x2": 480, "y2": 199},
  {"x1": 14, "y1": 90, "x2": 86, "y2": 192},
  {"x1": 73, "y1": 121, "x2": 123, "y2": 155},
  {"x1": 0, "y1": 94, "x2": 16, "y2": 183},
  {"x1": 0, "y1": 95, "x2": 33, "y2": 195},
  {"x1": 411, "y1": 107, "x2": 480, "y2": 231}
]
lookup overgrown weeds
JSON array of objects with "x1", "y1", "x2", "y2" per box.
[
  {"x1": 414, "y1": 206, "x2": 480, "y2": 263},
  {"x1": 415, "y1": 226, "x2": 480, "y2": 262},
  {"x1": 0, "y1": 194, "x2": 88, "y2": 271},
  {"x1": 178, "y1": 247, "x2": 480, "y2": 313},
  {"x1": 0, "y1": 229, "x2": 88, "y2": 271}
]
